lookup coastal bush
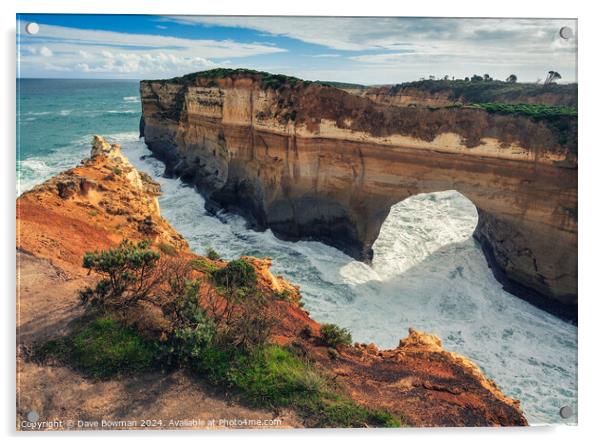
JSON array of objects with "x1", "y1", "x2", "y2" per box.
[
  {"x1": 158, "y1": 280, "x2": 215, "y2": 369},
  {"x1": 467, "y1": 102, "x2": 577, "y2": 119},
  {"x1": 319, "y1": 323, "x2": 352, "y2": 348},
  {"x1": 189, "y1": 257, "x2": 219, "y2": 274},
  {"x1": 208, "y1": 285, "x2": 275, "y2": 353},
  {"x1": 157, "y1": 242, "x2": 177, "y2": 256},
  {"x1": 79, "y1": 240, "x2": 161, "y2": 310},
  {"x1": 212, "y1": 259, "x2": 257, "y2": 289},
  {"x1": 205, "y1": 247, "x2": 221, "y2": 261}
]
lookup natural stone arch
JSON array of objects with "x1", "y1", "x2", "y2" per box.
[{"x1": 140, "y1": 76, "x2": 577, "y2": 319}]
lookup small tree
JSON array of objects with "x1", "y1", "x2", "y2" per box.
[
  {"x1": 506, "y1": 74, "x2": 517, "y2": 83},
  {"x1": 206, "y1": 258, "x2": 273, "y2": 352},
  {"x1": 79, "y1": 240, "x2": 161, "y2": 309},
  {"x1": 205, "y1": 247, "x2": 221, "y2": 261},
  {"x1": 545, "y1": 71, "x2": 562, "y2": 85}
]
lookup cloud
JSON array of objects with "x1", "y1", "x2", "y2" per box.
[
  {"x1": 17, "y1": 20, "x2": 286, "y2": 78},
  {"x1": 156, "y1": 25, "x2": 168, "y2": 30},
  {"x1": 75, "y1": 50, "x2": 217, "y2": 74},
  {"x1": 17, "y1": 17, "x2": 577, "y2": 83},
  {"x1": 168, "y1": 16, "x2": 577, "y2": 82},
  {"x1": 168, "y1": 16, "x2": 574, "y2": 52},
  {"x1": 39, "y1": 46, "x2": 53, "y2": 57}
]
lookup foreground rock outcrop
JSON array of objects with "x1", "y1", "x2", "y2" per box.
[
  {"x1": 16, "y1": 136, "x2": 527, "y2": 428},
  {"x1": 140, "y1": 70, "x2": 577, "y2": 319}
]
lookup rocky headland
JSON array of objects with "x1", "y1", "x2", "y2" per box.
[
  {"x1": 16, "y1": 136, "x2": 527, "y2": 429},
  {"x1": 139, "y1": 69, "x2": 577, "y2": 320}
]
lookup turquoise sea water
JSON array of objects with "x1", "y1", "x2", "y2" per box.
[
  {"x1": 17, "y1": 79, "x2": 140, "y2": 193},
  {"x1": 16, "y1": 79, "x2": 577, "y2": 425}
]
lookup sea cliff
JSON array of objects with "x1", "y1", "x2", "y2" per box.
[
  {"x1": 139, "y1": 69, "x2": 577, "y2": 319},
  {"x1": 17, "y1": 136, "x2": 527, "y2": 428}
]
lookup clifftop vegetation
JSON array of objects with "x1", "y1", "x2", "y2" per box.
[
  {"x1": 35, "y1": 240, "x2": 401, "y2": 428},
  {"x1": 390, "y1": 78, "x2": 577, "y2": 107},
  {"x1": 152, "y1": 68, "x2": 312, "y2": 90},
  {"x1": 152, "y1": 68, "x2": 367, "y2": 91}
]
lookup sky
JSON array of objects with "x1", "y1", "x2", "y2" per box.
[{"x1": 16, "y1": 15, "x2": 577, "y2": 84}]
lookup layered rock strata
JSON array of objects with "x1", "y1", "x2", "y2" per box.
[{"x1": 139, "y1": 72, "x2": 577, "y2": 319}]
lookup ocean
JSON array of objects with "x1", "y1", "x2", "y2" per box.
[{"x1": 16, "y1": 79, "x2": 577, "y2": 425}]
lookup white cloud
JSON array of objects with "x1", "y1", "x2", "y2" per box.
[
  {"x1": 39, "y1": 46, "x2": 53, "y2": 57},
  {"x1": 168, "y1": 16, "x2": 577, "y2": 82},
  {"x1": 17, "y1": 21, "x2": 286, "y2": 78},
  {"x1": 169, "y1": 16, "x2": 574, "y2": 52}
]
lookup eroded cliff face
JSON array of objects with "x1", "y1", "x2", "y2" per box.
[
  {"x1": 140, "y1": 73, "x2": 577, "y2": 319},
  {"x1": 17, "y1": 136, "x2": 527, "y2": 427}
]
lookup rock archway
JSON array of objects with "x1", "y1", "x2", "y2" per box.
[{"x1": 140, "y1": 74, "x2": 577, "y2": 319}]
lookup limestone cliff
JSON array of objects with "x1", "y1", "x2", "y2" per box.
[
  {"x1": 17, "y1": 136, "x2": 527, "y2": 428},
  {"x1": 139, "y1": 70, "x2": 577, "y2": 320}
]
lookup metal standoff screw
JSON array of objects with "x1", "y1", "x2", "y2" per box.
[
  {"x1": 25, "y1": 22, "x2": 40, "y2": 35},
  {"x1": 559, "y1": 406, "x2": 573, "y2": 419},
  {"x1": 559, "y1": 26, "x2": 573, "y2": 40}
]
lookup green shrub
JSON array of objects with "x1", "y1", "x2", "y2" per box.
[
  {"x1": 210, "y1": 285, "x2": 275, "y2": 353},
  {"x1": 79, "y1": 240, "x2": 160, "y2": 310},
  {"x1": 159, "y1": 280, "x2": 215, "y2": 369},
  {"x1": 212, "y1": 259, "x2": 257, "y2": 289},
  {"x1": 468, "y1": 102, "x2": 577, "y2": 119},
  {"x1": 320, "y1": 323, "x2": 352, "y2": 348},
  {"x1": 157, "y1": 242, "x2": 177, "y2": 256},
  {"x1": 205, "y1": 247, "x2": 221, "y2": 261},
  {"x1": 189, "y1": 258, "x2": 219, "y2": 274}
]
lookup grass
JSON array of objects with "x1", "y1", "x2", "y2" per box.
[
  {"x1": 195, "y1": 344, "x2": 401, "y2": 428},
  {"x1": 35, "y1": 316, "x2": 158, "y2": 380},
  {"x1": 35, "y1": 317, "x2": 401, "y2": 427}
]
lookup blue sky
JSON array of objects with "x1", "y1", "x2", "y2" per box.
[{"x1": 17, "y1": 14, "x2": 577, "y2": 84}]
